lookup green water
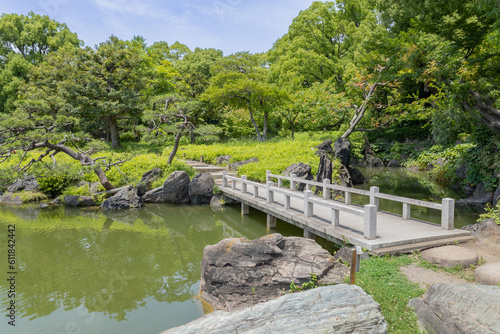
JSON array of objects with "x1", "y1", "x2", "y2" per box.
[
  {"x1": 0, "y1": 168, "x2": 480, "y2": 334},
  {"x1": 0, "y1": 204, "x2": 304, "y2": 334}
]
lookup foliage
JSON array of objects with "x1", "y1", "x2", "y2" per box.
[
  {"x1": 287, "y1": 273, "x2": 319, "y2": 293},
  {"x1": 356, "y1": 255, "x2": 424, "y2": 333},
  {"x1": 478, "y1": 203, "x2": 500, "y2": 225},
  {"x1": 38, "y1": 170, "x2": 75, "y2": 198},
  {"x1": 17, "y1": 190, "x2": 47, "y2": 202}
]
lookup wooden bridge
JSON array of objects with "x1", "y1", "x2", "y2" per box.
[{"x1": 219, "y1": 171, "x2": 473, "y2": 255}]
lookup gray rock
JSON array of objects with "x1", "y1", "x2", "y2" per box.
[
  {"x1": 209, "y1": 194, "x2": 239, "y2": 211},
  {"x1": 163, "y1": 171, "x2": 191, "y2": 204},
  {"x1": 427, "y1": 157, "x2": 445, "y2": 169},
  {"x1": 408, "y1": 283, "x2": 500, "y2": 334},
  {"x1": 493, "y1": 186, "x2": 500, "y2": 206},
  {"x1": 457, "y1": 183, "x2": 494, "y2": 207},
  {"x1": 475, "y1": 262, "x2": 500, "y2": 285},
  {"x1": 462, "y1": 219, "x2": 500, "y2": 235},
  {"x1": 0, "y1": 193, "x2": 23, "y2": 204},
  {"x1": 142, "y1": 186, "x2": 165, "y2": 203},
  {"x1": 365, "y1": 154, "x2": 384, "y2": 167},
  {"x1": 334, "y1": 247, "x2": 369, "y2": 264},
  {"x1": 38, "y1": 203, "x2": 49, "y2": 208},
  {"x1": 387, "y1": 159, "x2": 400, "y2": 167},
  {"x1": 188, "y1": 173, "x2": 214, "y2": 204},
  {"x1": 350, "y1": 167, "x2": 367, "y2": 185},
  {"x1": 420, "y1": 245, "x2": 478, "y2": 268},
  {"x1": 51, "y1": 197, "x2": 62, "y2": 205},
  {"x1": 215, "y1": 155, "x2": 231, "y2": 165},
  {"x1": 456, "y1": 163, "x2": 467, "y2": 179},
  {"x1": 100, "y1": 186, "x2": 142, "y2": 210},
  {"x1": 162, "y1": 285, "x2": 388, "y2": 334},
  {"x1": 333, "y1": 138, "x2": 351, "y2": 167},
  {"x1": 7, "y1": 175, "x2": 39, "y2": 192},
  {"x1": 64, "y1": 195, "x2": 96, "y2": 207},
  {"x1": 137, "y1": 168, "x2": 163, "y2": 197},
  {"x1": 228, "y1": 157, "x2": 259, "y2": 171},
  {"x1": 200, "y1": 233, "x2": 349, "y2": 311},
  {"x1": 284, "y1": 162, "x2": 313, "y2": 191},
  {"x1": 407, "y1": 165, "x2": 419, "y2": 173}
]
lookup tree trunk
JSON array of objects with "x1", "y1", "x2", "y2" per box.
[
  {"x1": 94, "y1": 166, "x2": 115, "y2": 190},
  {"x1": 108, "y1": 117, "x2": 121, "y2": 149},
  {"x1": 247, "y1": 102, "x2": 262, "y2": 142},
  {"x1": 262, "y1": 111, "x2": 268, "y2": 142},
  {"x1": 168, "y1": 130, "x2": 183, "y2": 164}
]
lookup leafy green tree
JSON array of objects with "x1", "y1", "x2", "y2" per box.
[{"x1": 203, "y1": 52, "x2": 285, "y2": 142}]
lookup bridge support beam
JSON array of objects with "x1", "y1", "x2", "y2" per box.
[
  {"x1": 303, "y1": 229, "x2": 316, "y2": 240},
  {"x1": 241, "y1": 203, "x2": 249, "y2": 215},
  {"x1": 267, "y1": 214, "x2": 276, "y2": 229}
]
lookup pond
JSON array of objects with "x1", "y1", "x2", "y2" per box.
[{"x1": 0, "y1": 167, "x2": 480, "y2": 334}]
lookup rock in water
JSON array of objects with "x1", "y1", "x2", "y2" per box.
[
  {"x1": 100, "y1": 186, "x2": 142, "y2": 210},
  {"x1": 7, "y1": 175, "x2": 39, "y2": 192},
  {"x1": 162, "y1": 285, "x2": 388, "y2": 334},
  {"x1": 64, "y1": 195, "x2": 96, "y2": 207},
  {"x1": 137, "y1": 168, "x2": 163, "y2": 197},
  {"x1": 163, "y1": 171, "x2": 191, "y2": 204},
  {"x1": 200, "y1": 233, "x2": 349, "y2": 311},
  {"x1": 408, "y1": 283, "x2": 500, "y2": 334},
  {"x1": 142, "y1": 186, "x2": 165, "y2": 203},
  {"x1": 188, "y1": 173, "x2": 214, "y2": 204}
]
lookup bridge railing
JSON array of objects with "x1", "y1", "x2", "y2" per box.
[
  {"x1": 222, "y1": 172, "x2": 378, "y2": 240},
  {"x1": 265, "y1": 170, "x2": 455, "y2": 230}
]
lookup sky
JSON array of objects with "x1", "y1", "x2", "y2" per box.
[{"x1": 2, "y1": 0, "x2": 317, "y2": 55}]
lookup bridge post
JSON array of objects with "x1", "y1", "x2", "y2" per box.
[
  {"x1": 285, "y1": 193, "x2": 290, "y2": 209},
  {"x1": 241, "y1": 203, "x2": 249, "y2": 215},
  {"x1": 323, "y1": 179, "x2": 331, "y2": 199},
  {"x1": 290, "y1": 174, "x2": 297, "y2": 191},
  {"x1": 241, "y1": 175, "x2": 247, "y2": 193},
  {"x1": 231, "y1": 177, "x2": 236, "y2": 190},
  {"x1": 344, "y1": 191, "x2": 351, "y2": 205},
  {"x1": 267, "y1": 181, "x2": 274, "y2": 203},
  {"x1": 303, "y1": 229, "x2": 316, "y2": 240},
  {"x1": 278, "y1": 178, "x2": 282, "y2": 188},
  {"x1": 364, "y1": 204, "x2": 377, "y2": 240},
  {"x1": 370, "y1": 186, "x2": 379, "y2": 209},
  {"x1": 304, "y1": 190, "x2": 313, "y2": 217},
  {"x1": 332, "y1": 209, "x2": 340, "y2": 227},
  {"x1": 222, "y1": 171, "x2": 227, "y2": 187},
  {"x1": 402, "y1": 203, "x2": 411, "y2": 220},
  {"x1": 441, "y1": 198, "x2": 455, "y2": 230},
  {"x1": 267, "y1": 214, "x2": 276, "y2": 229},
  {"x1": 266, "y1": 170, "x2": 271, "y2": 183},
  {"x1": 253, "y1": 185, "x2": 259, "y2": 198}
]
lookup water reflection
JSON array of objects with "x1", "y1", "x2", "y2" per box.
[{"x1": 0, "y1": 203, "x2": 301, "y2": 334}]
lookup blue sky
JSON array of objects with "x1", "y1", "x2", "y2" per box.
[{"x1": 2, "y1": 0, "x2": 317, "y2": 55}]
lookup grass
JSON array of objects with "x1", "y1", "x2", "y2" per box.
[{"x1": 355, "y1": 255, "x2": 425, "y2": 333}]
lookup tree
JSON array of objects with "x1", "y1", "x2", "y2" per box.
[{"x1": 203, "y1": 52, "x2": 285, "y2": 142}]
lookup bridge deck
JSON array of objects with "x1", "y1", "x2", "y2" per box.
[{"x1": 220, "y1": 182, "x2": 472, "y2": 252}]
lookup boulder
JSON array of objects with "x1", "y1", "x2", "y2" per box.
[
  {"x1": 0, "y1": 193, "x2": 23, "y2": 204},
  {"x1": 365, "y1": 154, "x2": 384, "y2": 167},
  {"x1": 457, "y1": 183, "x2": 494, "y2": 208},
  {"x1": 337, "y1": 165, "x2": 353, "y2": 188},
  {"x1": 493, "y1": 186, "x2": 500, "y2": 206},
  {"x1": 100, "y1": 186, "x2": 142, "y2": 210},
  {"x1": 137, "y1": 168, "x2": 163, "y2": 197},
  {"x1": 350, "y1": 167, "x2": 367, "y2": 185},
  {"x1": 475, "y1": 262, "x2": 500, "y2": 285},
  {"x1": 420, "y1": 245, "x2": 478, "y2": 268},
  {"x1": 333, "y1": 138, "x2": 351, "y2": 167},
  {"x1": 163, "y1": 171, "x2": 191, "y2": 204},
  {"x1": 209, "y1": 194, "x2": 239, "y2": 211},
  {"x1": 408, "y1": 283, "x2": 500, "y2": 334},
  {"x1": 7, "y1": 175, "x2": 39, "y2": 192},
  {"x1": 283, "y1": 162, "x2": 313, "y2": 191},
  {"x1": 162, "y1": 285, "x2": 388, "y2": 334},
  {"x1": 215, "y1": 155, "x2": 231, "y2": 165},
  {"x1": 142, "y1": 186, "x2": 165, "y2": 203},
  {"x1": 188, "y1": 173, "x2": 215, "y2": 204},
  {"x1": 200, "y1": 233, "x2": 349, "y2": 311},
  {"x1": 387, "y1": 159, "x2": 400, "y2": 167},
  {"x1": 334, "y1": 247, "x2": 369, "y2": 264},
  {"x1": 456, "y1": 163, "x2": 467, "y2": 179},
  {"x1": 64, "y1": 195, "x2": 96, "y2": 207},
  {"x1": 228, "y1": 157, "x2": 259, "y2": 171}
]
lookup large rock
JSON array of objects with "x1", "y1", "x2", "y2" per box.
[
  {"x1": 408, "y1": 283, "x2": 500, "y2": 334},
  {"x1": 7, "y1": 175, "x2": 39, "y2": 192},
  {"x1": 350, "y1": 167, "x2": 367, "y2": 185},
  {"x1": 162, "y1": 285, "x2": 388, "y2": 334},
  {"x1": 137, "y1": 168, "x2": 163, "y2": 197},
  {"x1": 100, "y1": 186, "x2": 142, "y2": 210},
  {"x1": 475, "y1": 262, "x2": 500, "y2": 285},
  {"x1": 200, "y1": 234, "x2": 349, "y2": 311},
  {"x1": 456, "y1": 163, "x2": 468, "y2": 179},
  {"x1": 188, "y1": 173, "x2": 215, "y2": 204},
  {"x1": 163, "y1": 171, "x2": 191, "y2": 204},
  {"x1": 457, "y1": 182, "x2": 494, "y2": 208},
  {"x1": 493, "y1": 186, "x2": 500, "y2": 206},
  {"x1": 64, "y1": 195, "x2": 96, "y2": 207},
  {"x1": 333, "y1": 138, "x2": 351, "y2": 167},
  {"x1": 283, "y1": 162, "x2": 313, "y2": 191},
  {"x1": 364, "y1": 154, "x2": 385, "y2": 167},
  {"x1": 215, "y1": 155, "x2": 231, "y2": 165},
  {"x1": 0, "y1": 192, "x2": 23, "y2": 204},
  {"x1": 142, "y1": 186, "x2": 165, "y2": 203},
  {"x1": 228, "y1": 157, "x2": 259, "y2": 171},
  {"x1": 387, "y1": 159, "x2": 400, "y2": 167},
  {"x1": 209, "y1": 194, "x2": 239, "y2": 211}
]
